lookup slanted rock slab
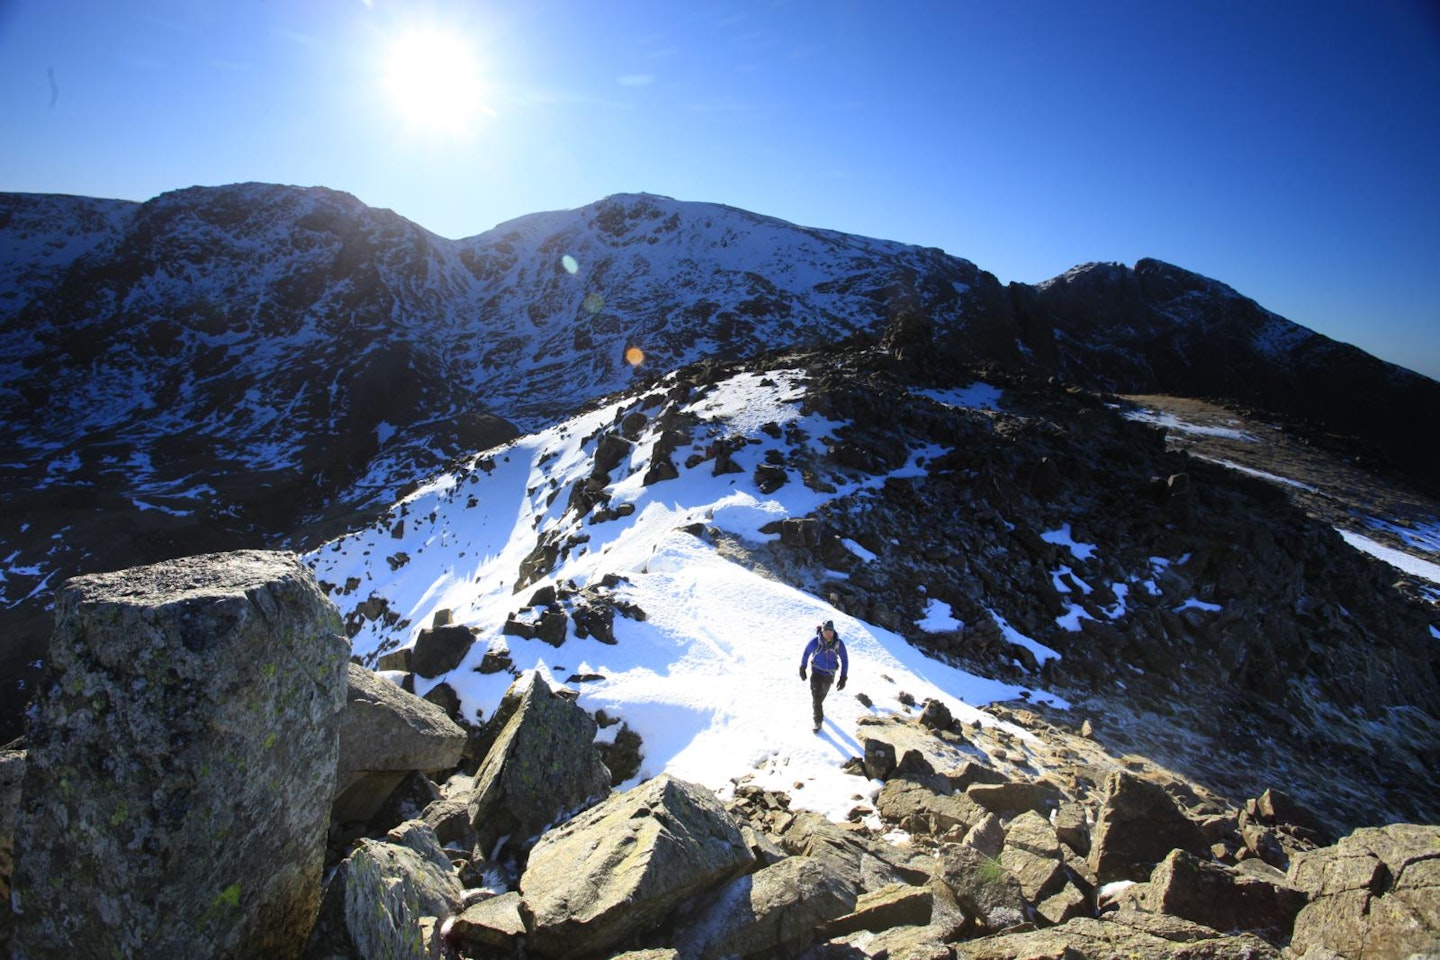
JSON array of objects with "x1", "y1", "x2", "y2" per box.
[
  {"x1": 675, "y1": 855, "x2": 857, "y2": 960},
  {"x1": 11, "y1": 550, "x2": 350, "y2": 960},
  {"x1": 334, "y1": 662, "x2": 468, "y2": 824},
  {"x1": 521, "y1": 774, "x2": 756, "y2": 958}
]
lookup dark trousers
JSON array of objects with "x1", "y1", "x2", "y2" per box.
[{"x1": 809, "y1": 669, "x2": 834, "y2": 726}]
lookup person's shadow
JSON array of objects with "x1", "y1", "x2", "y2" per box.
[{"x1": 815, "y1": 721, "x2": 862, "y2": 758}]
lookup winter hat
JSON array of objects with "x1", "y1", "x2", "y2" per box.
[{"x1": 822, "y1": 620, "x2": 835, "y2": 632}]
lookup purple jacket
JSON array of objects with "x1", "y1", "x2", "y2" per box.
[{"x1": 801, "y1": 633, "x2": 848, "y2": 677}]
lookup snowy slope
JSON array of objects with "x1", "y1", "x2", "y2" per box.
[{"x1": 305, "y1": 367, "x2": 1056, "y2": 821}]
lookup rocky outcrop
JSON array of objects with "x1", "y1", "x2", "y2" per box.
[
  {"x1": 10, "y1": 551, "x2": 350, "y2": 960},
  {"x1": 957, "y1": 909, "x2": 1282, "y2": 959},
  {"x1": 334, "y1": 662, "x2": 468, "y2": 825},
  {"x1": 1287, "y1": 822, "x2": 1440, "y2": 960},
  {"x1": 518, "y1": 774, "x2": 756, "y2": 958},
  {"x1": 467, "y1": 671, "x2": 613, "y2": 858}
]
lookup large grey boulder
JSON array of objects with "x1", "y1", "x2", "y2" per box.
[
  {"x1": 1287, "y1": 822, "x2": 1440, "y2": 960},
  {"x1": 11, "y1": 550, "x2": 349, "y2": 960},
  {"x1": 675, "y1": 855, "x2": 857, "y2": 960},
  {"x1": 467, "y1": 671, "x2": 612, "y2": 856},
  {"x1": 305, "y1": 820, "x2": 466, "y2": 960},
  {"x1": 334, "y1": 663, "x2": 468, "y2": 824},
  {"x1": 521, "y1": 774, "x2": 756, "y2": 958},
  {"x1": 1088, "y1": 770, "x2": 1209, "y2": 883}
]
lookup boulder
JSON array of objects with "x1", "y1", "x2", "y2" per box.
[
  {"x1": 778, "y1": 810, "x2": 932, "y2": 893},
  {"x1": 10, "y1": 551, "x2": 349, "y2": 960},
  {"x1": 445, "y1": 891, "x2": 527, "y2": 952},
  {"x1": 1142, "y1": 849, "x2": 1305, "y2": 944},
  {"x1": 467, "y1": 671, "x2": 612, "y2": 857},
  {"x1": 861, "y1": 737, "x2": 897, "y2": 780},
  {"x1": 1087, "y1": 770, "x2": 1209, "y2": 882},
  {"x1": 411, "y1": 623, "x2": 474, "y2": 678},
  {"x1": 999, "y1": 810, "x2": 1068, "y2": 903},
  {"x1": 305, "y1": 820, "x2": 465, "y2": 960},
  {"x1": 1288, "y1": 822, "x2": 1440, "y2": 960},
  {"x1": 876, "y1": 777, "x2": 986, "y2": 837},
  {"x1": 675, "y1": 855, "x2": 857, "y2": 960},
  {"x1": 820, "y1": 882, "x2": 932, "y2": 939},
  {"x1": 966, "y1": 778, "x2": 1064, "y2": 817},
  {"x1": 961, "y1": 812, "x2": 1006, "y2": 859},
  {"x1": 959, "y1": 909, "x2": 1281, "y2": 959},
  {"x1": 521, "y1": 774, "x2": 755, "y2": 958},
  {"x1": 814, "y1": 924, "x2": 953, "y2": 960},
  {"x1": 334, "y1": 663, "x2": 468, "y2": 825},
  {"x1": 931, "y1": 842, "x2": 1029, "y2": 934}
]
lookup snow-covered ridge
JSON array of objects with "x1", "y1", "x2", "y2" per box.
[{"x1": 306, "y1": 368, "x2": 1052, "y2": 820}]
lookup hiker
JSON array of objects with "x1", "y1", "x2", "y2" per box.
[{"x1": 799, "y1": 619, "x2": 849, "y2": 732}]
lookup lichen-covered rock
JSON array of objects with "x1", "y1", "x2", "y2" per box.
[
  {"x1": 467, "y1": 671, "x2": 612, "y2": 856},
  {"x1": 305, "y1": 820, "x2": 465, "y2": 960},
  {"x1": 11, "y1": 550, "x2": 349, "y2": 960},
  {"x1": 334, "y1": 663, "x2": 468, "y2": 825},
  {"x1": 521, "y1": 774, "x2": 755, "y2": 958},
  {"x1": 1287, "y1": 822, "x2": 1440, "y2": 960},
  {"x1": 675, "y1": 855, "x2": 857, "y2": 960}
]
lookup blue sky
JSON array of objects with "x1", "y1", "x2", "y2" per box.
[{"x1": 3, "y1": 0, "x2": 1438, "y2": 379}]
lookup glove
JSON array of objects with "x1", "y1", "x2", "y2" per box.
[
  {"x1": 837, "y1": 675, "x2": 847, "y2": 691},
  {"x1": 799, "y1": 666, "x2": 807, "y2": 681}
]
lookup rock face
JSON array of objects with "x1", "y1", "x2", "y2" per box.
[
  {"x1": 334, "y1": 663, "x2": 468, "y2": 824},
  {"x1": 10, "y1": 550, "x2": 350, "y2": 960},
  {"x1": 1287, "y1": 822, "x2": 1440, "y2": 960},
  {"x1": 467, "y1": 671, "x2": 613, "y2": 857},
  {"x1": 520, "y1": 774, "x2": 756, "y2": 957}
]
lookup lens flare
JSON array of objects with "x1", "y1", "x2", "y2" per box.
[
  {"x1": 625, "y1": 346, "x2": 645, "y2": 367},
  {"x1": 562, "y1": 255, "x2": 578, "y2": 274},
  {"x1": 584, "y1": 292, "x2": 605, "y2": 314}
]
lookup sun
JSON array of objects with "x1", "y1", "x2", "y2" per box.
[{"x1": 382, "y1": 28, "x2": 487, "y2": 136}]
